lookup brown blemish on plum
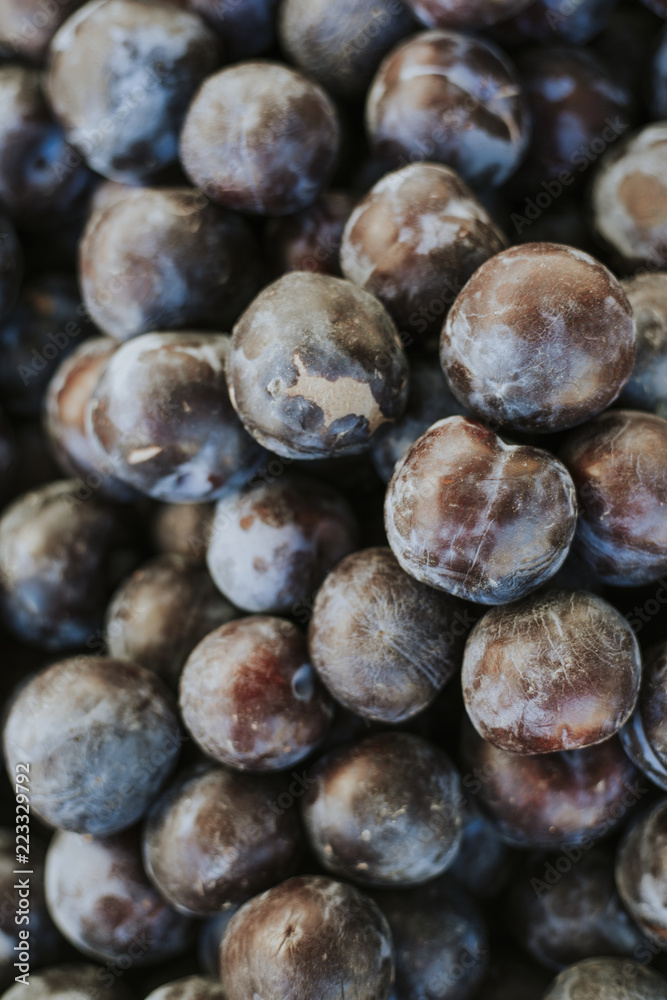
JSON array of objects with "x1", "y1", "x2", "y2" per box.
[
  {"x1": 619, "y1": 172, "x2": 667, "y2": 228},
  {"x1": 284, "y1": 354, "x2": 388, "y2": 434}
]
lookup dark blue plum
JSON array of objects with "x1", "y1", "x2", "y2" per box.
[
  {"x1": 189, "y1": 0, "x2": 278, "y2": 59},
  {"x1": 0, "y1": 273, "x2": 92, "y2": 418},
  {"x1": 370, "y1": 877, "x2": 488, "y2": 1000},
  {"x1": 0, "y1": 480, "x2": 138, "y2": 649},
  {"x1": 3, "y1": 656, "x2": 183, "y2": 835}
]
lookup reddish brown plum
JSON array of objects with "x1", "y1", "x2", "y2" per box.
[
  {"x1": 46, "y1": 0, "x2": 219, "y2": 183},
  {"x1": 188, "y1": 0, "x2": 278, "y2": 59},
  {"x1": 620, "y1": 642, "x2": 667, "y2": 791},
  {"x1": 179, "y1": 616, "x2": 333, "y2": 771},
  {"x1": 0, "y1": 480, "x2": 138, "y2": 649},
  {"x1": 308, "y1": 547, "x2": 469, "y2": 723},
  {"x1": 0, "y1": 0, "x2": 87, "y2": 62},
  {"x1": 87, "y1": 332, "x2": 265, "y2": 503},
  {"x1": 511, "y1": 46, "x2": 631, "y2": 193},
  {"x1": 105, "y1": 555, "x2": 238, "y2": 688},
  {"x1": 0, "y1": 213, "x2": 21, "y2": 323},
  {"x1": 462, "y1": 590, "x2": 641, "y2": 755},
  {"x1": 45, "y1": 828, "x2": 193, "y2": 965},
  {"x1": 619, "y1": 273, "x2": 667, "y2": 417},
  {"x1": 1, "y1": 965, "x2": 132, "y2": 1000},
  {"x1": 79, "y1": 188, "x2": 264, "y2": 340},
  {"x1": 151, "y1": 502, "x2": 214, "y2": 566},
  {"x1": 340, "y1": 163, "x2": 506, "y2": 342},
  {"x1": 441, "y1": 243, "x2": 636, "y2": 433},
  {"x1": 371, "y1": 877, "x2": 488, "y2": 1000},
  {"x1": 3, "y1": 656, "x2": 182, "y2": 835},
  {"x1": 590, "y1": 123, "x2": 667, "y2": 272},
  {"x1": 180, "y1": 63, "x2": 340, "y2": 216},
  {"x1": 142, "y1": 763, "x2": 304, "y2": 916},
  {"x1": 0, "y1": 273, "x2": 93, "y2": 417},
  {"x1": 206, "y1": 474, "x2": 357, "y2": 615},
  {"x1": 616, "y1": 798, "x2": 667, "y2": 946},
  {"x1": 384, "y1": 416, "x2": 577, "y2": 604},
  {"x1": 301, "y1": 733, "x2": 463, "y2": 886},
  {"x1": 560, "y1": 410, "x2": 667, "y2": 586},
  {"x1": 366, "y1": 31, "x2": 529, "y2": 189},
  {"x1": 506, "y1": 848, "x2": 647, "y2": 971},
  {"x1": 278, "y1": 0, "x2": 415, "y2": 99},
  {"x1": 227, "y1": 272, "x2": 409, "y2": 460},
  {"x1": 45, "y1": 337, "x2": 137, "y2": 502},
  {"x1": 406, "y1": 0, "x2": 532, "y2": 27},
  {"x1": 459, "y1": 721, "x2": 643, "y2": 848},
  {"x1": 0, "y1": 64, "x2": 93, "y2": 229},
  {"x1": 220, "y1": 876, "x2": 394, "y2": 1000},
  {"x1": 264, "y1": 192, "x2": 356, "y2": 279},
  {"x1": 370, "y1": 353, "x2": 467, "y2": 482},
  {"x1": 542, "y1": 958, "x2": 667, "y2": 1000}
]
